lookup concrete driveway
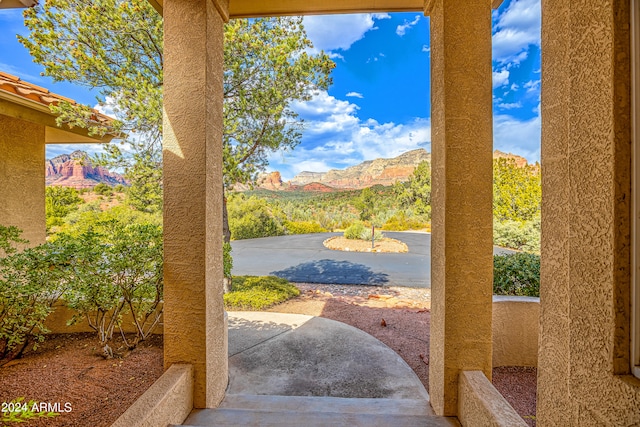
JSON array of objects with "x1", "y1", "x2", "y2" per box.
[{"x1": 230, "y1": 232, "x2": 512, "y2": 288}]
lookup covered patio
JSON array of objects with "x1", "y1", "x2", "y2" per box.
[{"x1": 1, "y1": 0, "x2": 639, "y2": 425}]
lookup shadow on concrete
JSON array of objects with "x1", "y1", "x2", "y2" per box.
[{"x1": 270, "y1": 259, "x2": 389, "y2": 286}]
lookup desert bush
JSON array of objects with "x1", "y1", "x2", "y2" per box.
[
  {"x1": 382, "y1": 212, "x2": 429, "y2": 231},
  {"x1": 63, "y1": 221, "x2": 163, "y2": 357},
  {"x1": 284, "y1": 220, "x2": 327, "y2": 235},
  {"x1": 224, "y1": 276, "x2": 299, "y2": 310},
  {"x1": 93, "y1": 183, "x2": 113, "y2": 196},
  {"x1": 228, "y1": 194, "x2": 285, "y2": 240},
  {"x1": 344, "y1": 221, "x2": 366, "y2": 240},
  {"x1": 359, "y1": 226, "x2": 385, "y2": 242},
  {"x1": 493, "y1": 216, "x2": 540, "y2": 253},
  {"x1": 45, "y1": 186, "x2": 83, "y2": 231},
  {"x1": 493, "y1": 253, "x2": 540, "y2": 297},
  {"x1": 0, "y1": 229, "x2": 71, "y2": 365}
]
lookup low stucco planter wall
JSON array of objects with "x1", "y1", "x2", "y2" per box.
[
  {"x1": 111, "y1": 364, "x2": 193, "y2": 427},
  {"x1": 44, "y1": 301, "x2": 164, "y2": 335},
  {"x1": 458, "y1": 370, "x2": 528, "y2": 427},
  {"x1": 492, "y1": 295, "x2": 539, "y2": 367}
]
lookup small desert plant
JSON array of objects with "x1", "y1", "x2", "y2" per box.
[
  {"x1": 284, "y1": 220, "x2": 327, "y2": 235},
  {"x1": 493, "y1": 253, "x2": 540, "y2": 297},
  {"x1": 359, "y1": 227, "x2": 385, "y2": 242},
  {"x1": 224, "y1": 276, "x2": 299, "y2": 310}
]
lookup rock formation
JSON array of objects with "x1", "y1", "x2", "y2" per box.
[{"x1": 46, "y1": 150, "x2": 128, "y2": 189}]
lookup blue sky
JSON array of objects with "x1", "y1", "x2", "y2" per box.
[{"x1": 0, "y1": 0, "x2": 541, "y2": 181}]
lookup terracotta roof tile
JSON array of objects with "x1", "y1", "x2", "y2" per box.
[{"x1": 0, "y1": 70, "x2": 112, "y2": 125}]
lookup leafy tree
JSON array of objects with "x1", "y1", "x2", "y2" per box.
[
  {"x1": 394, "y1": 161, "x2": 431, "y2": 217},
  {"x1": 355, "y1": 187, "x2": 377, "y2": 221},
  {"x1": 227, "y1": 194, "x2": 286, "y2": 240},
  {"x1": 93, "y1": 183, "x2": 113, "y2": 197},
  {"x1": 493, "y1": 158, "x2": 541, "y2": 222},
  {"x1": 45, "y1": 186, "x2": 83, "y2": 230},
  {"x1": 20, "y1": 1, "x2": 334, "y2": 222}
]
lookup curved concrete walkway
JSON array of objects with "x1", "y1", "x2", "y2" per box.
[
  {"x1": 182, "y1": 312, "x2": 459, "y2": 426},
  {"x1": 231, "y1": 232, "x2": 513, "y2": 288}
]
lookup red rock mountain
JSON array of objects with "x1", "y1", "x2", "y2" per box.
[{"x1": 46, "y1": 150, "x2": 128, "y2": 189}]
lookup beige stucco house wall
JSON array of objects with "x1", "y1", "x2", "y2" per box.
[
  {"x1": 0, "y1": 71, "x2": 112, "y2": 245},
  {"x1": 2, "y1": 0, "x2": 640, "y2": 425}
]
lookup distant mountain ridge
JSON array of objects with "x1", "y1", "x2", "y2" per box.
[
  {"x1": 46, "y1": 150, "x2": 128, "y2": 189},
  {"x1": 252, "y1": 148, "x2": 530, "y2": 192}
]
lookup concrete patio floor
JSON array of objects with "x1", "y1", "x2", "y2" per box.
[{"x1": 179, "y1": 312, "x2": 459, "y2": 426}]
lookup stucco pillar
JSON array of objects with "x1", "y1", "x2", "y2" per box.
[
  {"x1": 538, "y1": 1, "x2": 639, "y2": 425},
  {"x1": 426, "y1": 0, "x2": 494, "y2": 416},
  {"x1": 0, "y1": 115, "x2": 45, "y2": 246},
  {"x1": 163, "y1": 0, "x2": 228, "y2": 408}
]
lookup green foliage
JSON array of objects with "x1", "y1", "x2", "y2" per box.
[
  {"x1": 344, "y1": 221, "x2": 366, "y2": 240},
  {"x1": 493, "y1": 216, "x2": 540, "y2": 253},
  {"x1": 0, "y1": 225, "x2": 27, "y2": 257},
  {"x1": 224, "y1": 276, "x2": 299, "y2": 310},
  {"x1": 21, "y1": 3, "x2": 334, "y2": 217},
  {"x1": 284, "y1": 221, "x2": 327, "y2": 235},
  {"x1": 223, "y1": 242, "x2": 233, "y2": 279},
  {"x1": 93, "y1": 183, "x2": 113, "y2": 197},
  {"x1": 223, "y1": 18, "x2": 335, "y2": 188},
  {"x1": 57, "y1": 204, "x2": 162, "y2": 236},
  {"x1": 1, "y1": 398, "x2": 60, "y2": 424},
  {"x1": 0, "y1": 230, "x2": 71, "y2": 365},
  {"x1": 114, "y1": 184, "x2": 126, "y2": 193},
  {"x1": 354, "y1": 187, "x2": 377, "y2": 221},
  {"x1": 394, "y1": 161, "x2": 432, "y2": 217},
  {"x1": 382, "y1": 212, "x2": 429, "y2": 231},
  {"x1": 45, "y1": 186, "x2": 83, "y2": 230},
  {"x1": 62, "y1": 221, "x2": 163, "y2": 355},
  {"x1": 493, "y1": 253, "x2": 540, "y2": 297},
  {"x1": 227, "y1": 194, "x2": 285, "y2": 240},
  {"x1": 493, "y1": 158, "x2": 541, "y2": 222}
]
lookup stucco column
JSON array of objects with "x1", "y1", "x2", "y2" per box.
[
  {"x1": 538, "y1": 1, "x2": 638, "y2": 425},
  {"x1": 425, "y1": 0, "x2": 494, "y2": 416},
  {"x1": 163, "y1": 0, "x2": 228, "y2": 408},
  {"x1": 0, "y1": 116, "x2": 45, "y2": 246}
]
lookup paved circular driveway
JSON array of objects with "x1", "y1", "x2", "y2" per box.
[{"x1": 230, "y1": 232, "x2": 512, "y2": 288}]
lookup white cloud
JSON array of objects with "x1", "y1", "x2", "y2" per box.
[
  {"x1": 497, "y1": 102, "x2": 522, "y2": 110},
  {"x1": 271, "y1": 91, "x2": 431, "y2": 180},
  {"x1": 494, "y1": 113, "x2": 541, "y2": 162},
  {"x1": 346, "y1": 92, "x2": 364, "y2": 98},
  {"x1": 422, "y1": 45, "x2": 430, "y2": 53},
  {"x1": 396, "y1": 15, "x2": 421, "y2": 36},
  {"x1": 303, "y1": 14, "x2": 390, "y2": 52},
  {"x1": 492, "y1": 0, "x2": 540, "y2": 65},
  {"x1": 46, "y1": 144, "x2": 107, "y2": 159},
  {"x1": 523, "y1": 79, "x2": 540, "y2": 93},
  {"x1": 493, "y1": 70, "x2": 510, "y2": 88}
]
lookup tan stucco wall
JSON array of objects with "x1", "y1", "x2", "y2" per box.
[
  {"x1": 111, "y1": 364, "x2": 193, "y2": 427},
  {"x1": 43, "y1": 301, "x2": 164, "y2": 335},
  {"x1": 0, "y1": 114, "x2": 45, "y2": 246},
  {"x1": 492, "y1": 296, "x2": 538, "y2": 368},
  {"x1": 163, "y1": 0, "x2": 228, "y2": 409},
  {"x1": 539, "y1": 0, "x2": 640, "y2": 425},
  {"x1": 428, "y1": 0, "x2": 494, "y2": 416},
  {"x1": 458, "y1": 370, "x2": 527, "y2": 427}
]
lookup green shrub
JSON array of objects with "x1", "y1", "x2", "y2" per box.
[
  {"x1": 0, "y1": 230, "x2": 71, "y2": 365},
  {"x1": 62, "y1": 221, "x2": 163, "y2": 356},
  {"x1": 224, "y1": 276, "x2": 299, "y2": 310},
  {"x1": 45, "y1": 186, "x2": 83, "y2": 231},
  {"x1": 359, "y1": 227, "x2": 385, "y2": 242},
  {"x1": 228, "y1": 194, "x2": 285, "y2": 240},
  {"x1": 493, "y1": 253, "x2": 540, "y2": 297},
  {"x1": 493, "y1": 216, "x2": 540, "y2": 253},
  {"x1": 382, "y1": 212, "x2": 429, "y2": 231},
  {"x1": 344, "y1": 221, "x2": 366, "y2": 239},
  {"x1": 223, "y1": 242, "x2": 233, "y2": 279},
  {"x1": 93, "y1": 183, "x2": 113, "y2": 196},
  {"x1": 284, "y1": 220, "x2": 327, "y2": 235}
]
